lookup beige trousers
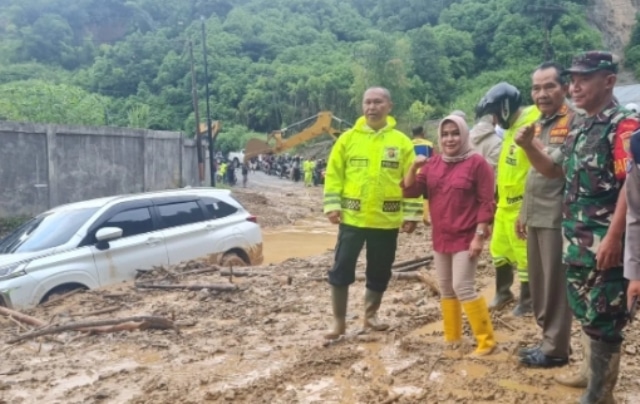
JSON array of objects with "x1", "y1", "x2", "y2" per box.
[
  {"x1": 527, "y1": 226, "x2": 572, "y2": 357},
  {"x1": 434, "y1": 251, "x2": 479, "y2": 302}
]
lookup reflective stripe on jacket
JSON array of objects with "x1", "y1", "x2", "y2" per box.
[{"x1": 323, "y1": 116, "x2": 422, "y2": 229}]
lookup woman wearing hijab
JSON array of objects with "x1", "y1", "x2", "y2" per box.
[{"x1": 402, "y1": 114, "x2": 497, "y2": 355}]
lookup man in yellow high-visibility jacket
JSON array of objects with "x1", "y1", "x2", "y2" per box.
[
  {"x1": 475, "y1": 82, "x2": 541, "y2": 317},
  {"x1": 411, "y1": 126, "x2": 434, "y2": 225},
  {"x1": 323, "y1": 87, "x2": 422, "y2": 340}
]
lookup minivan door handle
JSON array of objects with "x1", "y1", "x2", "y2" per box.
[{"x1": 145, "y1": 237, "x2": 161, "y2": 246}]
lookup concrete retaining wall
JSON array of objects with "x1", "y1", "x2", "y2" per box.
[{"x1": 0, "y1": 121, "x2": 205, "y2": 217}]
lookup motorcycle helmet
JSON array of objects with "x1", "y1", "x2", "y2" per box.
[
  {"x1": 626, "y1": 103, "x2": 640, "y2": 113},
  {"x1": 475, "y1": 82, "x2": 522, "y2": 129}
]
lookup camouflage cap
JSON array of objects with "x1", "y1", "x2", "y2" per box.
[{"x1": 563, "y1": 51, "x2": 618, "y2": 75}]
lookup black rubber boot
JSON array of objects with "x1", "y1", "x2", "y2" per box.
[
  {"x1": 488, "y1": 264, "x2": 515, "y2": 311},
  {"x1": 512, "y1": 281, "x2": 532, "y2": 317},
  {"x1": 324, "y1": 285, "x2": 348, "y2": 340},
  {"x1": 364, "y1": 289, "x2": 389, "y2": 331},
  {"x1": 579, "y1": 339, "x2": 620, "y2": 404}
]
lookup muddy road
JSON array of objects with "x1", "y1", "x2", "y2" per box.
[{"x1": 2, "y1": 171, "x2": 640, "y2": 403}]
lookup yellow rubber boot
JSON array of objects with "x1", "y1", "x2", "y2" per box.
[
  {"x1": 462, "y1": 297, "x2": 496, "y2": 356},
  {"x1": 441, "y1": 298, "x2": 462, "y2": 343}
]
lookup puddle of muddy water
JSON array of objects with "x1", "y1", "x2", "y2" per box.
[{"x1": 262, "y1": 220, "x2": 337, "y2": 264}]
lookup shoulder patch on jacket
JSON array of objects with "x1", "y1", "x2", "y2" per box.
[{"x1": 613, "y1": 118, "x2": 640, "y2": 180}]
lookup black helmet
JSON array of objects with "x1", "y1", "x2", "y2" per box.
[{"x1": 475, "y1": 82, "x2": 522, "y2": 129}]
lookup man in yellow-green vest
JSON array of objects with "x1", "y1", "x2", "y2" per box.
[
  {"x1": 323, "y1": 87, "x2": 422, "y2": 340},
  {"x1": 475, "y1": 82, "x2": 541, "y2": 317}
]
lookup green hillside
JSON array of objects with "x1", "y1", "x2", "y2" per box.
[{"x1": 0, "y1": 0, "x2": 602, "y2": 152}]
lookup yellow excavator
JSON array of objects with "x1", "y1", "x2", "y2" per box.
[{"x1": 243, "y1": 111, "x2": 352, "y2": 163}]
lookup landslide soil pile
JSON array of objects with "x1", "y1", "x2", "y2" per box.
[{"x1": 1, "y1": 181, "x2": 640, "y2": 403}]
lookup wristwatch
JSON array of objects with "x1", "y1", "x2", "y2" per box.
[{"x1": 475, "y1": 229, "x2": 486, "y2": 238}]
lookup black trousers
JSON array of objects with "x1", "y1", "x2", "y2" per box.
[{"x1": 328, "y1": 223, "x2": 399, "y2": 293}]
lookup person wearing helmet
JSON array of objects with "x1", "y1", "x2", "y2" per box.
[{"x1": 475, "y1": 82, "x2": 541, "y2": 316}]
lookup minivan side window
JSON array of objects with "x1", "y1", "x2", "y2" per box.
[
  {"x1": 201, "y1": 197, "x2": 238, "y2": 219},
  {"x1": 157, "y1": 201, "x2": 205, "y2": 228},
  {"x1": 97, "y1": 207, "x2": 154, "y2": 242}
]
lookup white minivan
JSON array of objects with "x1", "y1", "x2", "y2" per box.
[{"x1": 0, "y1": 188, "x2": 263, "y2": 309}]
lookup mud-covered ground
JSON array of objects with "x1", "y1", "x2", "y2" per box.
[{"x1": 2, "y1": 172, "x2": 640, "y2": 404}]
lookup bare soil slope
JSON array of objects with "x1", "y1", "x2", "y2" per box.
[{"x1": 1, "y1": 173, "x2": 640, "y2": 404}]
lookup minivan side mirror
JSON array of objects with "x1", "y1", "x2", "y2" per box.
[{"x1": 96, "y1": 227, "x2": 123, "y2": 242}]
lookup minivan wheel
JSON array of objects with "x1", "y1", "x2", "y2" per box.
[
  {"x1": 40, "y1": 284, "x2": 88, "y2": 305},
  {"x1": 220, "y1": 252, "x2": 248, "y2": 267}
]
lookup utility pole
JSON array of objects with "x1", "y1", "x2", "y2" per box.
[
  {"x1": 201, "y1": 16, "x2": 216, "y2": 187},
  {"x1": 188, "y1": 40, "x2": 205, "y2": 184}
]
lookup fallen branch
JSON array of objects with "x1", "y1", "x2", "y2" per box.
[
  {"x1": 134, "y1": 282, "x2": 238, "y2": 292},
  {"x1": 8, "y1": 316, "x2": 29, "y2": 332},
  {"x1": 102, "y1": 293, "x2": 129, "y2": 299},
  {"x1": 493, "y1": 316, "x2": 516, "y2": 332},
  {"x1": 393, "y1": 260, "x2": 432, "y2": 273},
  {"x1": 219, "y1": 269, "x2": 272, "y2": 278},
  {"x1": 392, "y1": 255, "x2": 433, "y2": 269},
  {"x1": 69, "y1": 306, "x2": 122, "y2": 317},
  {"x1": 7, "y1": 315, "x2": 175, "y2": 344},
  {"x1": 0, "y1": 307, "x2": 46, "y2": 327},
  {"x1": 179, "y1": 265, "x2": 222, "y2": 277}
]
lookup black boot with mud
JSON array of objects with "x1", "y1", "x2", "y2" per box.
[
  {"x1": 489, "y1": 264, "x2": 515, "y2": 311},
  {"x1": 580, "y1": 339, "x2": 621, "y2": 404},
  {"x1": 324, "y1": 285, "x2": 348, "y2": 340},
  {"x1": 512, "y1": 281, "x2": 533, "y2": 317},
  {"x1": 363, "y1": 289, "x2": 389, "y2": 331}
]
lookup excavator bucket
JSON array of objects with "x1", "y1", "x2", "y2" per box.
[{"x1": 245, "y1": 138, "x2": 273, "y2": 157}]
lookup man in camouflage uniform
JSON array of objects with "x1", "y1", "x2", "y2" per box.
[{"x1": 516, "y1": 51, "x2": 638, "y2": 403}]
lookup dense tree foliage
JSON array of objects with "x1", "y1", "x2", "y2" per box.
[{"x1": 0, "y1": 0, "x2": 604, "y2": 152}]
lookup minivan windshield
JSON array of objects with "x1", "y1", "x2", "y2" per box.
[{"x1": 0, "y1": 207, "x2": 98, "y2": 253}]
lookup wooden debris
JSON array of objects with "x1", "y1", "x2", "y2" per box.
[
  {"x1": 493, "y1": 316, "x2": 516, "y2": 332},
  {"x1": 7, "y1": 315, "x2": 176, "y2": 344},
  {"x1": 69, "y1": 306, "x2": 122, "y2": 317},
  {"x1": 0, "y1": 307, "x2": 46, "y2": 327},
  {"x1": 393, "y1": 260, "x2": 432, "y2": 273},
  {"x1": 134, "y1": 282, "x2": 238, "y2": 292},
  {"x1": 392, "y1": 255, "x2": 433, "y2": 269},
  {"x1": 179, "y1": 265, "x2": 222, "y2": 277},
  {"x1": 219, "y1": 269, "x2": 272, "y2": 278}
]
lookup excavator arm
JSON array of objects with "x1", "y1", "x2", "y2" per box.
[
  {"x1": 243, "y1": 111, "x2": 351, "y2": 163},
  {"x1": 198, "y1": 120, "x2": 221, "y2": 139}
]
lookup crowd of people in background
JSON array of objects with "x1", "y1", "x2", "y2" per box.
[{"x1": 215, "y1": 154, "x2": 327, "y2": 188}]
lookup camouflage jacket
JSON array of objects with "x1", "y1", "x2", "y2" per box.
[{"x1": 559, "y1": 100, "x2": 639, "y2": 268}]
